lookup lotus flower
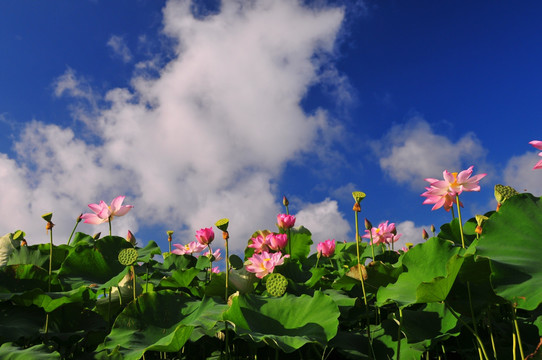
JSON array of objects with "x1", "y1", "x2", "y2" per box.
[
  {"x1": 421, "y1": 166, "x2": 485, "y2": 211},
  {"x1": 172, "y1": 241, "x2": 206, "y2": 255},
  {"x1": 195, "y1": 227, "x2": 214, "y2": 246},
  {"x1": 266, "y1": 233, "x2": 288, "y2": 251},
  {"x1": 362, "y1": 221, "x2": 401, "y2": 245},
  {"x1": 277, "y1": 214, "x2": 296, "y2": 229},
  {"x1": 81, "y1": 196, "x2": 133, "y2": 225},
  {"x1": 204, "y1": 248, "x2": 223, "y2": 261},
  {"x1": 248, "y1": 234, "x2": 269, "y2": 254},
  {"x1": 317, "y1": 239, "x2": 336, "y2": 257},
  {"x1": 529, "y1": 140, "x2": 542, "y2": 169},
  {"x1": 245, "y1": 251, "x2": 289, "y2": 279}
]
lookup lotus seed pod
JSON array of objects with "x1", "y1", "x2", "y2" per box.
[
  {"x1": 215, "y1": 218, "x2": 229, "y2": 232},
  {"x1": 118, "y1": 248, "x2": 138, "y2": 266},
  {"x1": 352, "y1": 191, "x2": 366, "y2": 204},
  {"x1": 266, "y1": 273, "x2": 288, "y2": 297},
  {"x1": 494, "y1": 184, "x2": 519, "y2": 204}
]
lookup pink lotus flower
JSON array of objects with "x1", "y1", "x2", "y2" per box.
[
  {"x1": 277, "y1": 214, "x2": 296, "y2": 229},
  {"x1": 317, "y1": 239, "x2": 336, "y2": 257},
  {"x1": 362, "y1": 221, "x2": 401, "y2": 245},
  {"x1": 204, "y1": 248, "x2": 223, "y2": 261},
  {"x1": 245, "y1": 251, "x2": 289, "y2": 279},
  {"x1": 529, "y1": 140, "x2": 542, "y2": 169},
  {"x1": 195, "y1": 227, "x2": 214, "y2": 246},
  {"x1": 421, "y1": 166, "x2": 486, "y2": 211},
  {"x1": 172, "y1": 241, "x2": 206, "y2": 255},
  {"x1": 266, "y1": 233, "x2": 288, "y2": 251},
  {"x1": 248, "y1": 234, "x2": 269, "y2": 254},
  {"x1": 81, "y1": 196, "x2": 133, "y2": 225},
  {"x1": 210, "y1": 266, "x2": 220, "y2": 274}
]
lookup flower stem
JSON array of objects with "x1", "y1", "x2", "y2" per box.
[
  {"x1": 445, "y1": 302, "x2": 489, "y2": 360},
  {"x1": 45, "y1": 224, "x2": 53, "y2": 335},
  {"x1": 66, "y1": 218, "x2": 80, "y2": 246},
  {"x1": 455, "y1": 195, "x2": 465, "y2": 248},
  {"x1": 396, "y1": 307, "x2": 403, "y2": 360},
  {"x1": 131, "y1": 265, "x2": 137, "y2": 302},
  {"x1": 354, "y1": 209, "x2": 372, "y2": 351},
  {"x1": 108, "y1": 217, "x2": 112, "y2": 238},
  {"x1": 511, "y1": 303, "x2": 525, "y2": 360},
  {"x1": 208, "y1": 245, "x2": 213, "y2": 281}
]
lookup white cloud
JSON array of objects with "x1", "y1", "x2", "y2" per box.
[
  {"x1": 295, "y1": 198, "x2": 351, "y2": 248},
  {"x1": 0, "y1": 0, "x2": 348, "y2": 252},
  {"x1": 107, "y1": 35, "x2": 133, "y2": 63},
  {"x1": 373, "y1": 117, "x2": 488, "y2": 189},
  {"x1": 395, "y1": 220, "x2": 431, "y2": 250},
  {"x1": 503, "y1": 151, "x2": 542, "y2": 196}
]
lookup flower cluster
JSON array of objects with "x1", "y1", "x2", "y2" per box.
[
  {"x1": 362, "y1": 221, "x2": 401, "y2": 245},
  {"x1": 248, "y1": 232, "x2": 288, "y2": 253},
  {"x1": 421, "y1": 166, "x2": 486, "y2": 211}
]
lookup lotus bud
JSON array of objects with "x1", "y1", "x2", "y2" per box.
[
  {"x1": 422, "y1": 229, "x2": 429, "y2": 240},
  {"x1": 92, "y1": 232, "x2": 101, "y2": 240},
  {"x1": 76, "y1": 214, "x2": 83, "y2": 223},
  {"x1": 126, "y1": 230, "x2": 136, "y2": 245},
  {"x1": 282, "y1": 196, "x2": 289, "y2": 207},
  {"x1": 430, "y1": 224, "x2": 436, "y2": 233},
  {"x1": 364, "y1": 218, "x2": 373, "y2": 230}
]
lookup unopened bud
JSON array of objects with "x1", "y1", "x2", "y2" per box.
[
  {"x1": 76, "y1": 214, "x2": 83, "y2": 223},
  {"x1": 127, "y1": 230, "x2": 136, "y2": 245},
  {"x1": 93, "y1": 232, "x2": 101, "y2": 240},
  {"x1": 283, "y1": 196, "x2": 289, "y2": 207},
  {"x1": 430, "y1": 224, "x2": 435, "y2": 233},
  {"x1": 364, "y1": 218, "x2": 372, "y2": 230},
  {"x1": 422, "y1": 229, "x2": 429, "y2": 240}
]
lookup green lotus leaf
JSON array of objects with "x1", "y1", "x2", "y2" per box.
[
  {"x1": 58, "y1": 236, "x2": 132, "y2": 289},
  {"x1": 0, "y1": 285, "x2": 95, "y2": 313},
  {"x1": 222, "y1": 291, "x2": 340, "y2": 353},
  {"x1": 476, "y1": 193, "x2": 542, "y2": 310},
  {"x1": 0, "y1": 302, "x2": 44, "y2": 343},
  {"x1": 135, "y1": 240, "x2": 162, "y2": 263},
  {"x1": 0, "y1": 342, "x2": 60, "y2": 359},
  {"x1": 97, "y1": 291, "x2": 224, "y2": 360},
  {"x1": 377, "y1": 237, "x2": 463, "y2": 307},
  {"x1": 288, "y1": 226, "x2": 313, "y2": 261}
]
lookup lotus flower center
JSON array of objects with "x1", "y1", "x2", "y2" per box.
[{"x1": 450, "y1": 172, "x2": 459, "y2": 187}]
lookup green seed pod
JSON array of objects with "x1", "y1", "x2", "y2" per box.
[
  {"x1": 494, "y1": 184, "x2": 519, "y2": 204},
  {"x1": 266, "y1": 273, "x2": 288, "y2": 297},
  {"x1": 215, "y1": 218, "x2": 230, "y2": 232},
  {"x1": 118, "y1": 248, "x2": 138, "y2": 266}
]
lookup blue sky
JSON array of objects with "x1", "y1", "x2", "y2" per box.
[{"x1": 1, "y1": 0, "x2": 542, "y2": 254}]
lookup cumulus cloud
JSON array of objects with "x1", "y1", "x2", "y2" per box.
[
  {"x1": 295, "y1": 198, "x2": 351, "y2": 248},
  {"x1": 502, "y1": 151, "x2": 542, "y2": 196},
  {"x1": 373, "y1": 117, "x2": 488, "y2": 189},
  {"x1": 107, "y1": 35, "x2": 133, "y2": 63},
  {"x1": 0, "y1": 0, "x2": 348, "y2": 252},
  {"x1": 395, "y1": 220, "x2": 431, "y2": 250}
]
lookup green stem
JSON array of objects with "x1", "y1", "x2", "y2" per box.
[
  {"x1": 224, "y1": 233, "x2": 231, "y2": 359},
  {"x1": 355, "y1": 210, "x2": 373, "y2": 354},
  {"x1": 45, "y1": 225, "x2": 53, "y2": 335},
  {"x1": 108, "y1": 287, "x2": 112, "y2": 325},
  {"x1": 511, "y1": 304, "x2": 525, "y2": 360},
  {"x1": 208, "y1": 245, "x2": 213, "y2": 281},
  {"x1": 396, "y1": 307, "x2": 403, "y2": 360},
  {"x1": 108, "y1": 217, "x2": 112, "y2": 238},
  {"x1": 131, "y1": 265, "x2": 137, "y2": 302},
  {"x1": 487, "y1": 310, "x2": 497, "y2": 360},
  {"x1": 315, "y1": 255, "x2": 321, "y2": 269},
  {"x1": 66, "y1": 219, "x2": 80, "y2": 246},
  {"x1": 455, "y1": 195, "x2": 465, "y2": 248},
  {"x1": 445, "y1": 302, "x2": 489, "y2": 360},
  {"x1": 369, "y1": 233, "x2": 376, "y2": 261}
]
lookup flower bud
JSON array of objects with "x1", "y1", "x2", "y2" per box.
[
  {"x1": 422, "y1": 229, "x2": 429, "y2": 240},
  {"x1": 430, "y1": 224, "x2": 436, "y2": 233},
  {"x1": 282, "y1": 196, "x2": 289, "y2": 207},
  {"x1": 364, "y1": 218, "x2": 373, "y2": 230}
]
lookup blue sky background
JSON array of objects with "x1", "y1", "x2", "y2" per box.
[{"x1": 1, "y1": 0, "x2": 542, "y2": 255}]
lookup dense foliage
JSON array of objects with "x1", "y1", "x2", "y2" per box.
[{"x1": 1, "y1": 192, "x2": 542, "y2": 359}]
